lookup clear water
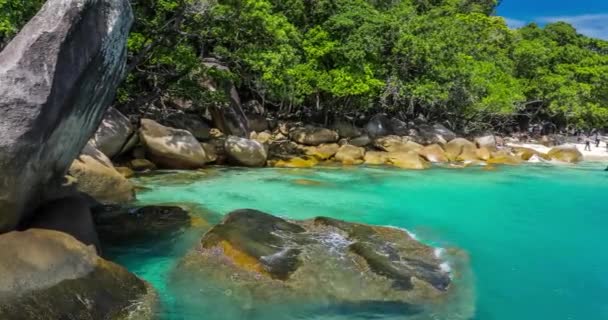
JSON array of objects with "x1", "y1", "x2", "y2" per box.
[{"x1": 107, "y1": 163, "x2": 608, "y2": 320}]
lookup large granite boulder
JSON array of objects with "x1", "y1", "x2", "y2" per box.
[
  {"x1": 0, "y1": 229, "x2": 155, "y2": 319},
  {"x1": 334, "y1": 145, "x2": 366, "y2": 165},
  {"x1": 548, "y1": 145, "x2": 584, "y2": 163},
  {"x1": 414, "y1": 123, "x2": 457, "y2": 145},
  {"x1": 176, "y1": 210, "x2": 468, "y2": 317},
  {"x1": 0, "y1": 0, "x2": 133, "y2": 232},
  {"x1": 162, "y1": 113, "x2": 211, "y2": 141},
  {"x1": 224, "y1": 136, "x2": 268, "y2": 167},
  {"x1": 139, "y1": 119, "x2": 212, "y2": 169},
  {"x1": 375, "y1": 136, "x2": 422, "y2": 153},
  {"x1": 364, "y1": 151, "x2": 390, "y2": 165},
  {"x1": 475, "y1": 135, "x2": 497, "y2": 150},
  {"x1": 419, "y1": 144, "x2": 449, "y2": 163},
  {"x1": 90, "y1": 107, "x2": 134, "y2": 158},
  {"x1": 388, "y1": 151, "x2": 431, "y2": 170},
  {"x1": 302, "y1": 143, "x2": 340, "y2": 160},
  {"x1": 445, "y1": 138, "x2": 477, "y2": 162},
  {"x1": 68, "y1": 144, "x2": 134, "y2": 204},
  {"x1": 289, "y1": 127, "x2": 339, "y2": 146}
]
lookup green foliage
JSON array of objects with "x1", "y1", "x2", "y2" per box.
[
  {"x1": 0, "y1": 0, "x2": 44, "y2": 48},
  {"x1": 4, "y1": 0, "x2": 606, "y2": 129}
]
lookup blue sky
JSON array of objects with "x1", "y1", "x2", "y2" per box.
[{"x1": 497, "y1": 0, "x2": 608, "y2": 40}]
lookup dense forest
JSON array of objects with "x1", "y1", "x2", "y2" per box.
[{"x1": 2, "y1": 0, "x2": 608, "y2": 133}]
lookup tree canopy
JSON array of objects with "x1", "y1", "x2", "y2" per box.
[{"x1": 2, "y1": 0, "x2": 607, "y2": 131}]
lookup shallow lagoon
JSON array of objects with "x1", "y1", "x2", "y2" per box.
[{"x1": 108, "y1": 163, "x2": 608, "y2": 320}]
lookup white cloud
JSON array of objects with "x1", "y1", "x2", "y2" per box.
[
  {"x1": 539, "y1": 14, "x2": 608, "y2": 40},
  {"x1": 504, "y1": 18, "x2": 527, "y2": 29}
]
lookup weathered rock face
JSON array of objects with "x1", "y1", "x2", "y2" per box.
[
  {"x1": 0, "y1": 0, "x2": 133, "y2": 232},
  {"x1": 162, "y1": 113, "x2": 211, "y2": 141},
  {"x1": 0, "y1": 229, "x2": 155, "y2": 319},
  {"x1": 334, "y1": 145, "x2": 366, "y2": 165},
  {"x1": 224, "y1": 136, "x2": 268, "y2": 167},
  {"x1": 548, "y1": 145, "x2": 584, "y2": 163},
  {"x1": 375, "y1": 136, "x2": 422, "y2": 153},
  {"x1": 349, "y1": 134, "x2": 372, "y2": 147},
  {"x1": 139, "y1": 119, "x2": 212, "y2": 169},
  {"x1": 290, "y1": 127, "x2": 339, "y2": 146},
  {"x1": 90, "y1": 107, "x2": 134, "y2": 158},
  {"x1": 68, "y1": 144, "x2": 134, "y2": 204},
  {"x1": 365, "y1": 114, "x2": 393, "y2": 138},
  {"x1": 247, "y1": 114, "x2": 270, "y2": 133},
  {"x1": 178, "y1": 209, "x2": 459, "y2": 314}
]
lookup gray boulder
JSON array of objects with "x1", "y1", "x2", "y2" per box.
[
  {"x1": 289, "y1": 126, "x2": 339, "y2": 146},
  {"x1": 365, "y1": 114, "x2": 393, "y2": 138},
  {"x1": 90, "y1": 107, "x2": 135, "y2": 158},
  {"x1": 224, "y1": 136, "x2": 268, "y2": 167},
  {"x1": 0, "y1": 0, "x2": 133, "y2": 232}
]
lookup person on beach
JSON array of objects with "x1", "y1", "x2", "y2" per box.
[
  {"x1": 584, "y1": 136, "x2": 592, "y2": 151},
  {"x1": 595, "y1": 133, "x2": 601, "y2": 148}
]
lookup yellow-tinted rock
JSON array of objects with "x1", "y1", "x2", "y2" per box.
[
  {"x1": 418, "y1": 144, "x2": 448, "y2": 163},
  {"x1": 374, "y1": 136, "x2": 422, "y2": 153},
  {"x1": 388, "y1": 151, "x2": 431, "y2": 170},
  {"x1": 445, "y1": 138, "x2": 476, "y2": 161},
  {"x1": 475, "y1": 147, "x2": 491, "y2": 161},
  {"x1": 273, "y1": 157, "x2": 319, "y2": 168},
  {"x1": 69, "y1": 147, "x2": 134, "y2": 204},
  {"x1": 364, "y1": 151, "x2": 390, "y2": 165},
  {"x1": 115, "y1": 166, "x2": 134, "y2": 178},
  {"x1": 293, "y1": 179, "x2": 325, "y2": 186},
  {"x1": 512, "y1": 147, "x2": 551, "y2": 161},
  {"x1": 334, "y1": 145, "x2": 365, "y2": 165},
  {"x1": 547, "y1": 145, "x2": 583, "y2": 163},
  {"x1": 303, "y1": 143, "x2": 340, "y2": 160},
  {"x1": 487, "y1": 150, "x2": 523, "y2": 165}
]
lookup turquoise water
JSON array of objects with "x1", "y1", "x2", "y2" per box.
[{"x1": 108, "y1": 163, "x2": 608, "y2": 320}]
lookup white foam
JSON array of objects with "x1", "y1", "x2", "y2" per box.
[{"x1": 440, "y1": 262, "x2": 452, "y2": 273}]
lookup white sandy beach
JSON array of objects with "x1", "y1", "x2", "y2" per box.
[{"x1": 507, "y1": 142, "x2": 608, "y2": 162}]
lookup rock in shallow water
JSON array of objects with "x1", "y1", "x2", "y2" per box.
[
  {"x1": 177, "y1": 209, "x2": 460, "y2": 310},
  {"x1": 0, "y1": 229, "x2": 156, "y2": 319},
  {"x1": 0, "y1": 0, "x2": 133, "y2": 232}
]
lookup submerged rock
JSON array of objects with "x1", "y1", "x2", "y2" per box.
[
  {"x1": 178, "y1": 209, "x2": 458, "y2": 312},
  {"x1": 0, "y1": 0, "x2": 133, "y2": 232},
  {"x1": 93, "y1": 205, "x2": 192, "y2": 243},
  {"x1": 0, "y1": 229, "x2": 155, "y2": 319}
]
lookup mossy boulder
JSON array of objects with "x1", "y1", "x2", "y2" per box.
[
  {"x1": 548, "y1": 145, "x2": 584, "y2": 163},
  {"x1": 334, "y1": 145, "x2": 366, "y2": 165},
  {"x1": 178, "y1": 209, "x2": 463, "y2": 312},
  {"x1": 0, "y1": 229, "x2": 156, "y2": 320}
]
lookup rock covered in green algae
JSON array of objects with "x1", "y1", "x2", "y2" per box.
[
  {"x1": 175, "y1": 209, "x2": 472, "y2": 317},
  {"x1": 0, "y1": 229, "x2": 156, "y2": 320}
]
